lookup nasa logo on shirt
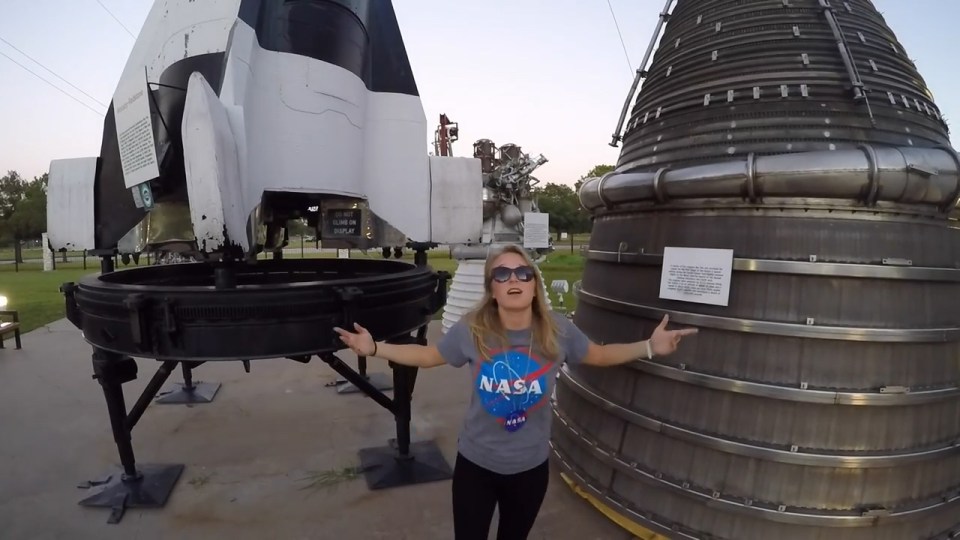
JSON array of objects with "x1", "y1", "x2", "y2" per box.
[
  {"x1": 504, "y1": 409, "x2": 527, "y2": 432},
  {"x1": 475, "y1": 347, "x2": 551, "y2": 431}
]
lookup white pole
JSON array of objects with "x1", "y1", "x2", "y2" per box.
[{"x1": 42, "y1": 233, "x2": 54, "y2": 271}]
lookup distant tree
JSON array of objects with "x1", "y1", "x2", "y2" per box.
[
  {"x1": 0, "y1": 171, "x2": 25, "y2": 221},
  {"x1": 535, "y1": 183, "x2": 584, "y2": 241},
  {"x1": 584, "y1": 164, "x2": 615, "y2": 178},
  {"x1": 0, "y1": 170, "x2": 48, "y2": 263},
  {"x1": 286, "y1": 218, "x2": 311, "y2": 238},
  {"x1": 569, "y1": 164, "x2": 615, "y2": 238},
  {"x1": 533, "y1": 165, "x2": 614, "y2": 249}
]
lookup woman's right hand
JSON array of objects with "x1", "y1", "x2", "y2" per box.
[{"x1": 334, "y1": 322, "x2": 377, "y2": 357}]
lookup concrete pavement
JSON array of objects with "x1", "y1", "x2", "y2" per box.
[{"x1": 0, "y1": 318, "x2": 631, "y2": 540}]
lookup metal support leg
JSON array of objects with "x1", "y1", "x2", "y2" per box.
[
  {"x1": 330, "y1": 285, "x2": 393, "y2": 395},
  {"x1": 354, "y1": 245, "x2": 452, "y2": 489},
  {"x1": 392, "y1": 363, "x2": 415, "y2": 457},
  {"x1": 355, "y1": 333, "x2": 452, "y2": 490},
  {"x1": 333, "y1": 355, "x2": 394, "y2": 394},
  {"x1": 78, "y1": 349, "x2": 184, "y2": 523},
  {"x1": 155, "y1": 361, "x2": 221, "y2": 404}
]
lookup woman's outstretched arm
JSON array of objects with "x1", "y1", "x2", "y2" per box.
[
  {"x1": 582, "y1": 314, "x2": 697, "y2": 367},
  {"x1": 334, "y1": 323, "x2": 447, "y2": 368}
]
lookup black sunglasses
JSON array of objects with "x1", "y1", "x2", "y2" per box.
[{"x1": 491, "y1": 265, "x2": 536, "y2": 283}]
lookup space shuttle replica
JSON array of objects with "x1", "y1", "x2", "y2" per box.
[
  {"x1": 47, "y1": 0, "x2": 487, "y2": 522},
  {"x1": 553, "y1": 1, "x2": 960, "y2": 539},
  {"x1": 47, "y1": 0, "x2": 482, "y2": 260}
]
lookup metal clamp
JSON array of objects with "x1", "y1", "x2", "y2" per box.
[
  {"x1": 334, "y1": 286, "x2": 363, "y2": 330},
  {"x1": 653, "y1": 167, "x2": 671, "y2": 203},
  {"x1": 123, "y1": 293, "x2": 151, "y2": 350},
  {"x1": 859, "y1": 143, "x2": 880, "y2": 205},
  {"x1": 596, "y1": 172, "x2": 613, "y2": 208},
  {"x1": 745, "y1": 152, "x2": 759, "y2": 202},
  {"x1": 617, "y1": 242, "x2": 629, "y2": 263},
  {"x1": 937, "y1": 145, "x2": 960, "y2": 213}
]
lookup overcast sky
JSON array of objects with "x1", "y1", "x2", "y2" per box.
[{"x1": 1, "y1": 0, "x2": 956, "y2": 186}]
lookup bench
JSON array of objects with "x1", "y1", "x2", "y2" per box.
[{"x1": 0, "y1": 311, "x2": 21, "y2": 350}]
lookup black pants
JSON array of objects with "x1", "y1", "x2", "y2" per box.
[{"x1": 452, "y1": 453, "x2": 550, "y2": 540}]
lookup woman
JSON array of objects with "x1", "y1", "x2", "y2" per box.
[{"x1": 334, "y1": 244, "x2": 696, "y2": 540}]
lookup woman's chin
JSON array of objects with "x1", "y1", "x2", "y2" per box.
[{"x1": 498, "y1": 297, "x2": 533, "y2": 310}]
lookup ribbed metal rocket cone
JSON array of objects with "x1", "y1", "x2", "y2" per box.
[
  {"x1": 441, "y1": 259, "x2": 486, "y2": 333},
  {"x1": 556, "y1": 1, "x2": 960, "y2": 538},
  {"x1": 441, "y1": 253, "x2": 552, "y2": 334}
]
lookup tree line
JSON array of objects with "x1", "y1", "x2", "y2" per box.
[
  {"x1": 533, "y1": 164, "x2": 613, "y2": 242},
  {"x1": 0, "y1": 170, "x2": 47, "y2": 263}
]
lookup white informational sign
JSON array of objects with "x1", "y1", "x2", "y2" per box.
[
  {"x1": 659, "y1": 247, "x2": 734, "y2": 306},
  {"x1": 113, "y1": 67, "x2": 160, "y2": 188},
  {"x1": 337, "y1": 249, "x2": 350, "y2": 259},
  {"x1": 523, "y1": 212, "x2": 550, "y2": 249}
]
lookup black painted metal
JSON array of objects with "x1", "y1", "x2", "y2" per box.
[
  {"x1": 77, "y1": 462, "x2": 185, "y2": 524},
  {"x1": 79, "y1": 348, "x2": 184, "y2": 523},
  {"x1": 63, "y1": 258, "x2": 440, "y2": 361},
  {"x1": 127, "y1": 360, "x2": 178, "y2": 428},
  {"x1": 69, "y1": 252, "x2": 452, "y2": 522},
  {"x1": 238, "y1": 0, "x2": 419, "y2": 96},
  {"x1": 332, "y1": 354, "x2": 394, "y2": 394},
  {"x1": 155, "y1": 362, "x2": 221, "y2": 405},
  {"x1": 355, "y1": 321, "x2": 454, "y2": 490},
  {"x1": 321, "y1": 352, "x2": 398, "y2": 413}
]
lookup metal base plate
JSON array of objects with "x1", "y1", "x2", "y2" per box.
[
  {"x1": 155, "y1": 381, "x2": 221, "y2": 404},
  {"x1": 335, "y1": 372, "x2": 393, "y2": 394},
  {"x1": 78, "y1": 463, "x2": 184, "y2": 523},
  {"x1": 357, "y1": 440, "x2": 453, "y2": 490}
]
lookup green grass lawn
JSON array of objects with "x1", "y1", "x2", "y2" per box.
[
  {"x1": 0, "y1": 249, "x2": 584, "y2": 334},
  {"x1": 0, "y1": 246, "x2": 43, "y2": 261},
  {"x1": 0, "y1": 262, "x2": 95, "y2": 334},
  {"x1": 535, "y1": 252, "x2": 583, "y2": 313}
]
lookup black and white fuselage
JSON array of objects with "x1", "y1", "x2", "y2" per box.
[{"x1": 49, "y1": 0, "x2": 481, "y2": 255}]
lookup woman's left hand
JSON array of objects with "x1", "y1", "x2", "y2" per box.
[{"x1": 649, "y1": 314, "x2": 698, "y2": 356}]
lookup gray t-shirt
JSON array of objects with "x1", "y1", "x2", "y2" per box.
[{"x1": 437, "y1": 311, "x2": 590, "y2": 475}]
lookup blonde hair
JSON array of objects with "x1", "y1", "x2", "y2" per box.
[{"x1": 467, "y1": 244, "x2": 561, "y2": 362}]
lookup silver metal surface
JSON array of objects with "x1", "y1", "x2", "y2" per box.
[
  {"x1": 558, "y1": 1, "x2": 960, "y2": 537},
  {"x1": 577, "y1": 288, "x2": 960, "y2": 342},
  {"x1": 580, "y1": 145, "x2": 960, "y2": 216},
  {"x1": 631, "y1": 359, "x2": 960, "y2": 406},
  {"x1": 552, "y1": 406, "x2": 960, "y2": 526},
  {"x1": 557, "y1": 366, "x2": 960, "y2": 468},
  {"x1": 585, "y1": 249, "x2": 960, "y2": 282},
  {"x1": 550, "y1": 446, "x2": 703, "y2": 540}
]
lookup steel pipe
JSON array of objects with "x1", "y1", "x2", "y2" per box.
[{"x1": 580, "y1": 145, "x2": 960, "y2": 214}]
